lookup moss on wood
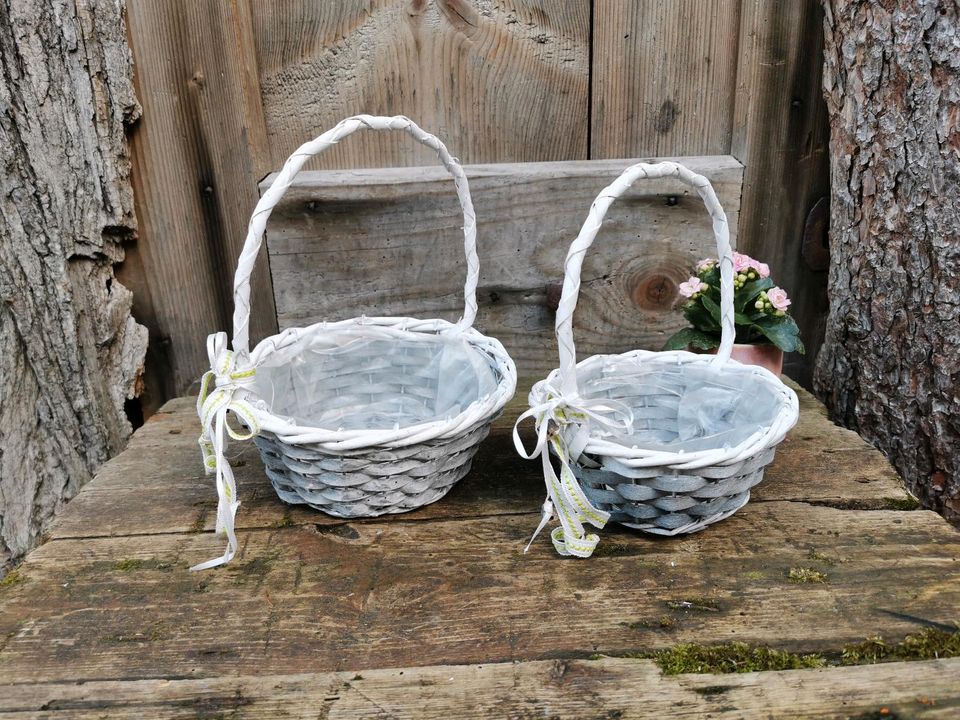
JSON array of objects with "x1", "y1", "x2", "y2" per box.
[
  {"x1": 114, "y1": 559, "x2": 145, "y2": 571},
  {"x1": 595, "y1": 628, "x2": 960, "y2": 676},
  {"x1": 650, "y1": 642, "x2": 825, "y2": 675},
  {"x1": 840, "y1": 628, "x2": 960, "y2": 665},
  {"x1": 880, "y1": 496, "x2": 921, "y2": 511},
  {"x1": 0, "y1": 569, "x2": 24, "y2": 589},
  {"x1": 788, "y1": 567, "x2": 828, "y2": 584}
]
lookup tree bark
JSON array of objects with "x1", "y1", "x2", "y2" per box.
[
  {"x1": 0, "y1": 0, "x2": 147, "y2": 573},
  {"x1": 816, "y1": 1, "x2": 960, "y2": 521}
]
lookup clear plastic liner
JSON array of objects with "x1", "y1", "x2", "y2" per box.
[
  {"x1": 250, "y1": 326, "x2": 498, "y2": 431},
  {"x1": 579, "y1": 355, "x2": 782, "y2": 454}
]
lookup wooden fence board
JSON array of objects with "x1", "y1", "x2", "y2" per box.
[
  {"x1": 732, "y1": 0, "x2": 830, "y2": 386},
  {"x1": 591, "y1": 0, "x2": 742, "y2": 158},
  {"x1": 261, "y1": 155, "x2": 742, "y2": 380},
  {"x1": 2, "y1": 658, "x2": 958, "y2": 718},
  {"x1": 124, "y1": 0, "x2": 277, "y2": 399},
  {"x1": 250, "y1": 0, "x2": 591, "y2": 169}
]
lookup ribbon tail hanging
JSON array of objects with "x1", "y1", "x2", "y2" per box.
[
  {"x1": 190, "y1": 332, "x2": 259, "y2": 572},
  {"x1": 514, "y1": 391, "x2": 631, "y2": 559}
]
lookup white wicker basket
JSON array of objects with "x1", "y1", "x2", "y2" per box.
[
  {"x1": 514, "y1": 161, "x2": 799, "y2": 558},
  {"x1": 194, "y1": 115, "x2": 517, "y2": 570}
]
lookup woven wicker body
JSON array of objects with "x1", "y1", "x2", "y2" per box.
[
  {"x1": 192, "y1": 116, "x2": 516, "y2": 570},
  {"x1": 516, "y1": 161, "x2": 799, "y2": 557}
]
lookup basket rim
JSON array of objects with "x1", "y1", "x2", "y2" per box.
[
  {"x1": 242, "y1": 314, "x2": 517, "y2": 451},
  {"x1": 528, "y1": 348, "x2": 799, "y2": 471}
]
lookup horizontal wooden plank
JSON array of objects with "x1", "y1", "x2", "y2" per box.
[
  {"x1": 260, "y1": 156, "x2": 742, "y2": 380},
  {"x1": 1, "y1": 657, "x2": 958, "y2": 719},
  {"x1": 3, "y1": 500, "x2": 957, "y2": 684},
  {"x1": 45, "y1": 379, "x2": 910, "y2": 542}
]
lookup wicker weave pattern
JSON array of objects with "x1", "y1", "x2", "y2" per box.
[
  {"x1": 255, "y1": 421, "x2": 490, "y2": 517},
  {"x1": 192, "y1": 116, "x2": 517, "y2": 570},
  {"x1": 519, "y1": 161, "x2": 799, "y2": 556}
]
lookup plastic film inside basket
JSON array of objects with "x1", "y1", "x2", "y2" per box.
[
  {"x1": 576, "y1": 356, "x2": 784, "y2": 454},
  {"x1": 249, "y1": 326, "x2": 499, "y2": 431}
]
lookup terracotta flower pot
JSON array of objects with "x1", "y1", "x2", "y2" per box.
[{"x1": 710, "y1": 343, "x2": 784, "y2": 375}]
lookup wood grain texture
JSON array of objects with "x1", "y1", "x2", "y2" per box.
[
  {"x1": 1, "y1": 502, "x2": 957, "y2": 683},
  {"x1": 0, "y1": 0, "x2": 147, "y2": 571},
  {"x1": 261, "y1": 156, "x2": 742, "y2": 380},
  {"x1": 251, "y1": 0, "x2": 591, "y2": 169},
  {"x1": 591, "y1": 0, "x2": 743, "y2": 158},
  {"x1": 44, "y1": 380, "x2": 912, "y2": 542},
  {"x1": 2, "y1": 381, "x2": 955, "y2": 712},
  {"x1": 815, "y1": 1, "x2": 960, "y2": 525},
  {"x1": 125, "y1": 0, "x2": 278, "y2": 399},
  {"x1": 2, "y1": 658, "x2": 958, "y2": 718},
  {"x1": 732, "y1": 0, "x2": 830, "y2": 387}
]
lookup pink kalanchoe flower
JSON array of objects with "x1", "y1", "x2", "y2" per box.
[
  {"x1": 732, "y1": 251, "x2": 753, "y2": 273},
  {"x1": 754, "y1": 260, "x2": 770, "y2": 278},
  {"x1": 767, "y1": 287, "x2": 791, "y2": 311},
  {"x1": 678, "y1": 276, "x2": 708, "y2": 298},
  {"x1": 696, "y1": 258, "x2": 716, "y2": 272}
]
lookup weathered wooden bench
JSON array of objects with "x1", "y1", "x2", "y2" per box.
[{"x1": 1, "y1": 381, "x2": 958, "y2": 718}]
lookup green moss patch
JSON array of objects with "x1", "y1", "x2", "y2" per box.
[
  {"x1": 881, "y1": 496, "x2": 921, "y2": 511},
  {"x1": 114, "y1": 559, "x2": 145, "y2": 571},
  {"x1": 650, "y1": 642, "x2": 825, "y2": 675},
  {"x1": 788, "y1": 567, "x2": 828, "y2": 584},
  {"x1": 0, "y1": 569, "x2": 24, "y2": 589},
  {"x1": 840, "y1": 628, "x2": 960, "y2": 665},
  {"x1": 597, "y1": 628, "x2": 960, "y2": 676},
  {"x1": 271, "y1": 514, "x2": 295, "y2": 529}
]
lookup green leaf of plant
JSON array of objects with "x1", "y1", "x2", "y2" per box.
[
  {"x1": 683, "y1": 300, "x2": 720, "y2": 332},
  {"x1": 700, "y1": 294, "x2": 722, "y2": 324},
  {"x1": 737, "y1": 277, "x2": 775, "y2": 311},
  {"x1": 752, "y1": 315, "x2": 803, "y2": 353},
  {"x1": 662, "y1": 327, "x2": 721, "y2": 351}
]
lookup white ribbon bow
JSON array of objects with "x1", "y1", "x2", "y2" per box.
[
  {"x1": 191, "y1": 332, "x2": 260, "y2": 572},
  {"x1": 513, "y1": 386, "x2": 633, "y2": 558}
]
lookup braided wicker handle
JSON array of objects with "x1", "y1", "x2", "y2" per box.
[
  {"x1": 556, "y1": 161, "x2": 735, "y2": 395},
  {"x1": 231, "y1": 115, "x2": 480, "y2": 357}
]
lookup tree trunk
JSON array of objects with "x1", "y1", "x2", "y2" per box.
[
  {"x1": 816, "y1": 1, "x2": 960, "y2": 521},
  {"x1": 0, "y1": 0, "x2": 147, "y2": 573}
]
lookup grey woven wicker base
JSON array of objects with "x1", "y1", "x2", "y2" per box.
[
  {"x1": 254, "y1": 421, "x2": 492, "y2": 518},
  {"x1": 573, "y1": 446, "x2": 776, "y2": 535}
]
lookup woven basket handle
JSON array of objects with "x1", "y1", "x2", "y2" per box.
[
  {"x1": 556, "y1": 161, "x2": 735, "y2": 395},
  {"x1": 231, "y1": 115, "x2": 480, "y2": 357}
]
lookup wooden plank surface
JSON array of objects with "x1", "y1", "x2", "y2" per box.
[
  {"x1": 45, "y1": 381, "x2": 912, "y2": 542},
  {"x1": 251, "y1": 0, "x2": 591, "y2": 169},
  {"x1": 125, "y1": 0, "x2": 278, "y2": 398},
  {"x1": 590, "y1": 0, "x2": 742, "y2": 158},
  {"x1": 262, "y1": 156, "x2": 742, "y2": 380},
  {"x1": 2, "y1": 381, "x2": 958, "y2": 714},
  {"x1": 2, "y1": 500, "x2": 956, "y2": 684},
  {"x1": 4, "y1": 385, "x2": 958, "y2": 690},
  {"x1": 2, "y1": 658, "x2": 958, "y2": 719},
  {"x1": 731, "y1": 0, "x2": 831, "y2": 386}
]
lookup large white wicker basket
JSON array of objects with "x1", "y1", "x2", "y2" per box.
[
  {"x1": 514, "y1": 161, "x2": 799, "y2": 558},
  {"x1": 194, "y1": 115, "x2": 517, "y2": 570}
]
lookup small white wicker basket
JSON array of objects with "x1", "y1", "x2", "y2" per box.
[
  {"x1": 514, "y1": 161, "x2": 799, "y2": 558},
  {"x1": 194, "y1": 115, "x2": 517, "y2": 570}
]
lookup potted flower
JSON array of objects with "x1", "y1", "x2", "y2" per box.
[{"x1": 664, "y1": 252, "x2": 803, "y2": 374}]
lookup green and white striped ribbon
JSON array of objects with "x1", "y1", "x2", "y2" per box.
[
  {"x1": 191, "y1": 332, "x2": 260, "y2": 572},
  {"x1": 513, "y1": 390, "x2": 632, "y2": 558}
]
